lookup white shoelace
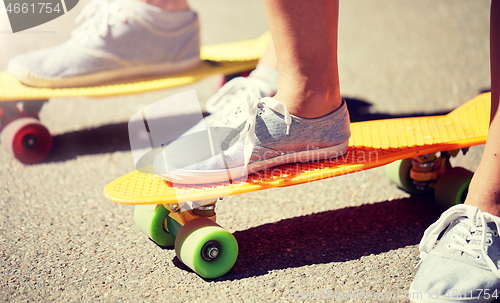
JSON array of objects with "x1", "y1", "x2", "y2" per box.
[
  {"x1": 417, "y1": 204, "x2": 500, "y2": 278},
  {"x1": 206, "y1": 77, "x2": 274, "y2": 114},
  {"x1": 72, "y1": 0, "x2": 131, "y2": 39},
  {"x1": 214, "y1": 93, "x2": 291, "y2": 172}
]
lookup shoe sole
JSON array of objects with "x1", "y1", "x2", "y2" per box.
[
  {"x1": 157, "y1": 140, "x2": 349, "y2": 184},
  {"x1": 7, "y1": 56, "x2": 201, "y2": 88}
]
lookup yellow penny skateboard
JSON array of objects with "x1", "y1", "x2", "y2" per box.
[
  {"x1": 103, "y1": 92, "x2": 490, "y2": 279},
  {"x1": 0, "y1": 33, "x2": 270, "y2": 164}
]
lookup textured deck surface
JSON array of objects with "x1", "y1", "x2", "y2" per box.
[
  {"x1": 0, "y1": 33, "x2": 270, "y2": 101},
  {"x1": 104, "y1": 93, "x2": 490, "y2": 205}
]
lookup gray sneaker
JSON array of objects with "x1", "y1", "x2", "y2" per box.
[
  {"x1": 409, "y1": 204, "x2": 500, "y2": 303},
  {"x1": 153, "y1": 93, "x2": 351, "y2": 184},
  {"x1": 7, "y1": 0, "x2": 200, "y2": 88}
]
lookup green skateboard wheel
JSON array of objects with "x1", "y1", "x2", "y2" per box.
[
  {"x1": 175, "y1": 218, "x2": 238, "y2": 279},
  {"x1": 134, "y1": 204, "x2": 175, "y2": 247},
  {"x1": 435, "y1": 167, "x2": 473, "y2": 210}
]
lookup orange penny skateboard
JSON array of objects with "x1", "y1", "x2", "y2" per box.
[
  {"x1": 103, "y1": 92, "x2": 490, "y2": 279},
  {"x1": 0, "y1": 33, "x2": 270, "y2": 164}
]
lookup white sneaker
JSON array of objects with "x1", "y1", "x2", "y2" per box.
[
  {"x1": 409, "y1": 204, "x2": 500, "y2": 302},
  {"x1": 7, "y1": 0, "x2": 200, "y2": 88}
]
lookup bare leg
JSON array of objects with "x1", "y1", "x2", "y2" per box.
[
  {"x1": 137, "y1": 0, "x2": 189, "y2": 11},
  {"x1": 464, "y1": 1, "x2": 500, "y2": 216},
  {"x1": 262, "y1": 0, "x2": 342, "y2": 118}
]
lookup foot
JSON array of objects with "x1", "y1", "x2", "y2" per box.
[
  {"x1": 205, "y1": 64, "x2": 278, "y2": 113},
  {"x1": 7, "y1": 0, "x2": 200, "y2": 88},
  {"x1": 409, "y1": 204, "x2": 500, "y2": 302},
  {"x1": 153, "y1": 93, "x2": 350, "y2": 184}
]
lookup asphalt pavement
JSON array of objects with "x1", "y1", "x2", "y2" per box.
[{"x1": 0, "y1": 0, "x2": 493, "y2": 302}]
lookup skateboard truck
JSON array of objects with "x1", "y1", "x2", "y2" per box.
[
  {"x1": 0, "y1": 100, "x2": 44, "y2": 127},
  {"x1": 386, "y1": 148, "x2": 474, "y2": 210},
  {"x1": 410, "y1": 149, "x2": 462, "y2": 191},
  {"x1": 163, "y1": 199, "x2": 219, "y2": 236}
]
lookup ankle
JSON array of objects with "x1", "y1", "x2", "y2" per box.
[
  {"x1": 464, "y1": 154, "x2": 500, "y2": 217},
  {"x1": 465, "y1": 197, "x2": 500, "y2": 217},
  {"x1": 464, "y1": 182, "x2": 500, "y2": 216},
  {"x1": 274, "y1": 91, "x2": 342, "y2": 119}
]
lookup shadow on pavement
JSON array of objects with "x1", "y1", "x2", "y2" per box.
[
  {"x1": 42, "y1": 113, "x2": 201, "y2": 163},
  {"x1": 172, "y1": 194, "x2": 442, "y2": 280},
  {"x1": 42, "y1": 122, "x2": 130, "y2": 163}
]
